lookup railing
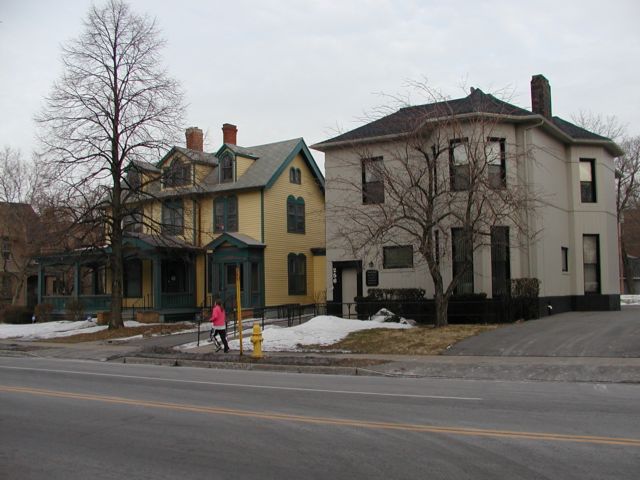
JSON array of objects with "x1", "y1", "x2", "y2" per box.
[
  {"x1": 42, "y1": 295, "x2": 111, "y2": 312},
  {"x1": 160, "y1": 292, "x2": 195, "y2": 309}
]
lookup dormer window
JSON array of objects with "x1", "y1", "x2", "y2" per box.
[
  {"x1": 162, "y1": 158, "x2": 191, "y2": 188},
  {"x1": 220, "y1": 152, "x2": 234, "y2": 183}
]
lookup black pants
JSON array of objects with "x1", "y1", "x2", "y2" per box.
[{"x1": 212, "y1": 329, "x2": 229, "y2": 352}]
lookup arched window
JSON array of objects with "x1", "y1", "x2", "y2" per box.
[
  {"x1": 287, "y1": 196, "x2": 305, "y2": 233},
  {"x1": 220, "y1": 152, "x2": 234, "y2": 183},
  {"x1": 287, "y1": 253, "x2": 306, "y2": 295},
  {"x1": 214, "y1": 195, "x2": 238, "y2": 232},
  {"x1": 289, "y1": 167, "x2": 302, "y2": 184},
  {"x1": 163, "y1": 158, "x2": 191, "y2": 188}
]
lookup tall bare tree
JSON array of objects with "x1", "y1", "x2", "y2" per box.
[
  {"x1": 36, "y1": 0, "x2": 184, "y2": 328},
  {"x1": 327, "y1": 85, "x2": 536, "y2": 326},
  {"x1": 572, "y1": 112, "x2": 640, "y2": 293}
]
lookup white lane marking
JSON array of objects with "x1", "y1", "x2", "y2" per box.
[{"x1": 0, "y1": 365, "x2": 482, "y2": 401}]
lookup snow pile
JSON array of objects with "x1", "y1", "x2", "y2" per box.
[
  {"x1": 185, "y1": 314, "x2": 411, "y2": 352},
  {"x1": 0, "y1": 319, "x2": 149, "y2": 340},
  {"x1": 369, "y1": 308, "x2": 417, "y2": 326},
  {"x1": 621, "y1": 295, "x2": 640, "y2": 306}
]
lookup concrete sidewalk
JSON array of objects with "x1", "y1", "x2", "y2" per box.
[{"x1": 2, "y1": 334, "x2": 639, "y2": 384}]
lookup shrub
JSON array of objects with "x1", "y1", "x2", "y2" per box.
[
  {"x1": 34, "y1": 303, "x2": 54, "y2": 323},
  {"x1": 511, "y1": 278, "x2": 541, "y2": 320},
  {"x1": 65, "y1": 298, "x2": 85, "y2": 322},
  {"x1": 1, "y1": 305, "x2": 34, "y2": 324}
]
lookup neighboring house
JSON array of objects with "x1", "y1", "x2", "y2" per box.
[
  {"x1": 0, "y1": 202, "x2": 39, "y2": 307},
  {"x1": 37, "y1": 125, "x2": 326, "y2": 320},
  {"x1": 312, "y1": 75, "x2": 622, "y2": 314}
]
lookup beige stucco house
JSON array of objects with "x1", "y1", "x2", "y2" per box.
[{"x1": 312, "y1": 75, "x2": 622, "y2": 315}]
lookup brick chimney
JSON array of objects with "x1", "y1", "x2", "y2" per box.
[
  {"x1": 222, "y1": 123, "x2": 238, "y2": 145},
  {"x1": 530, "y1": 74, "x2": 552, "y2": 119},
  {"x1": 185, "y1": 127, "x2": 203, "y2": 152}
]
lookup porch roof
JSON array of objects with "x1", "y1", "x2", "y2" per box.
[{"x1": 206, "y1": 232, "x2": 265, "y2": 250}]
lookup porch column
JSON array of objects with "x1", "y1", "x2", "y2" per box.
[
  {"x1": 153, "y1": 255, "x2": 162, "y2": 310},
  {"x1": 37, "y1": 262, "x2": 43, "y2": 305},
  {"x1": 73, "y1": 262, "x2": 80, "y2": 299}
]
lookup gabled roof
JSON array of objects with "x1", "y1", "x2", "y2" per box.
[
  {"x1": 156, "y1": 146, "x2": 218, "y2": 169},
  {"x1": 311, "y1": 88, "x2": 622, "y2": 156}
]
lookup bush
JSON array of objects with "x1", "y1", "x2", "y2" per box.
[
  {"x1": 65, "y1": 298, "x2": 85, "y2": 322},
  {"x1": 511, "y1": 278, "x2": 540, "y2": 320},
  {"x1": 1, "y1": 305, "x2": 34, "y2": 324},
  {"x1": 34, "y1": 303, "x2": 54, "y2": 323}
]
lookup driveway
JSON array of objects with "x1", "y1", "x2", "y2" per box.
[{"x1": 444, "y1": 306, "x2": 640, "y2": 357}]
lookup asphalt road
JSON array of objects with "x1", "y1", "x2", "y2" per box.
[
  {"x1": 1, "y1": 357, "x2": 639, "y2": 480},
  {"x1": 445, "y1": 306, "x2": 640, "y2": 357}
]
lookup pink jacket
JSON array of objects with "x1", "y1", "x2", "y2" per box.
[{"x1": 211, "y1": 304, "x2": 226, "y2": 329}]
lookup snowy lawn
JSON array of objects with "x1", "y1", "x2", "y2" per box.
[
  {"x1": 0, "y1": 319, "x2": 154, "y2": 341},
  {"x1": 179, "y1": 314, "x2": 413, "y2": 353}
]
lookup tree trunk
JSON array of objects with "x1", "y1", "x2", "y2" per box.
[
  {"x1": 109, "y1": 226, "x2": 124, "y2": 329},
  {"x1": 434, "y1": 289, "x2": 448, "y2": 327}
]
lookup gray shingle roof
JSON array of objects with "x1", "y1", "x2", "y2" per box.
[
  {"x1": 173, "y1": 147, "x2": 218, "y2": 166},
  {"x1": 312, "y1": 88, "x2": 618, "y2": 152}
]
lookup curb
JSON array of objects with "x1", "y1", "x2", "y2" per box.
[{"x1": 119, "y1": 356, "x2": 389, "y2": 376}]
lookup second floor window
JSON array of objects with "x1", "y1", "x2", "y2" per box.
[
  {"x1": 580, "y1": 159, "x2": 596, "y2": 203},
  {"x1": 287, "y1": 196, "x2": 305, "y2": 233},
  {"x1": 450, "y1": 138, "x2": 470, "y2": 191},
  {"x1": 162, "y1": 199, "x2": 184, "y2": 236},
  {"x1": 220, "y1": 152, "x2": 234, "y2": 183},
  {"x1": 123, "y1": 208, "x2": 143, "y2": 234},
  {"x1": 486, "y1": 138, "x2": 506, "y2": 189},
  {"x1": 362, "y1": 157, "x2": 384, "y2": 204},
  {"x1": 214, "y1": 196, "x2": 238, "y2": 232}
]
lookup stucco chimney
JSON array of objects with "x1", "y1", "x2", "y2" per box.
[
  {"x1": 531, "y1": 74, "x2": 552, "y2": 119},
  {"x1": 222, "y1": 123, "x2": 238, "y2": 145},
  {"x1": 185, "y1": 127, "x2": 203, "y2": 152}
]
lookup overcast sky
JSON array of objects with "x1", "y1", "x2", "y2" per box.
[{"x1": 1, "y1": 0, "x2": 639, "y2": 171}]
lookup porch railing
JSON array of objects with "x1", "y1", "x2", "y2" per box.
[
  {"x1": 160, "y1": 292, "x2": 195, "y2": 309},
  {"x1": 42, "y1": 295, "x2": 111, "y2": 312}
]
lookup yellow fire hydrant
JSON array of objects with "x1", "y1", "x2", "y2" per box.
[{"x1": 250, "y1": 322, "x2": 263, "y2": 359}]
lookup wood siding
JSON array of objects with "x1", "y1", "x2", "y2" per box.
[{"x1": 263, "y1": 153, "x2": 325, "y2": 305}]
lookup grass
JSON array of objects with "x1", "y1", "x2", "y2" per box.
[
  {"x1": 36, "y1": 321, "x2": 499, "y2": 355},
  {"x1": 304, "y1": 324, "x2": 500, "y2": 355},
  {"x1": 38, "y1": 322, "x2": 194, "y2": 343}
]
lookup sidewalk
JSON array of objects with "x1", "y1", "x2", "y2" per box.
[{"x1": 2, "y1": 332, "x2": 639, "y2": 384}]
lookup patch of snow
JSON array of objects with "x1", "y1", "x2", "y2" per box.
[
  {"x1": 0, "y1": 319, "x2": 158, "y2": 340},
  {"x1": 179, "y1": 314, "x2": 413, "y2": 352},
  {"x1": 621, "y1": 295, "x2": 640, "y2": 306}
]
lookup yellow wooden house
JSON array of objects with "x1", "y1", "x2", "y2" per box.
[{"x1": 37, "y1": 124, "x2": 326, "y2": 321}]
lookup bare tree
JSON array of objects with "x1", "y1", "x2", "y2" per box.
[
  {"x1": 572, "y1": 112, "x2": 640, "y2": 293},
  {"x1": 327, "y1": 85, "x2": 536, "y2": 326},
  {"x1": 0, "y1": 147, "x2": 45, "y2": 205},
  {"x1": 36, "y1": 0, "x2": 185, "y2": 328}
]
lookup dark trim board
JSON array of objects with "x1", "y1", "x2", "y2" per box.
[{"x1": 540, "y1": 294, "x2": 621, "y2": 315}]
